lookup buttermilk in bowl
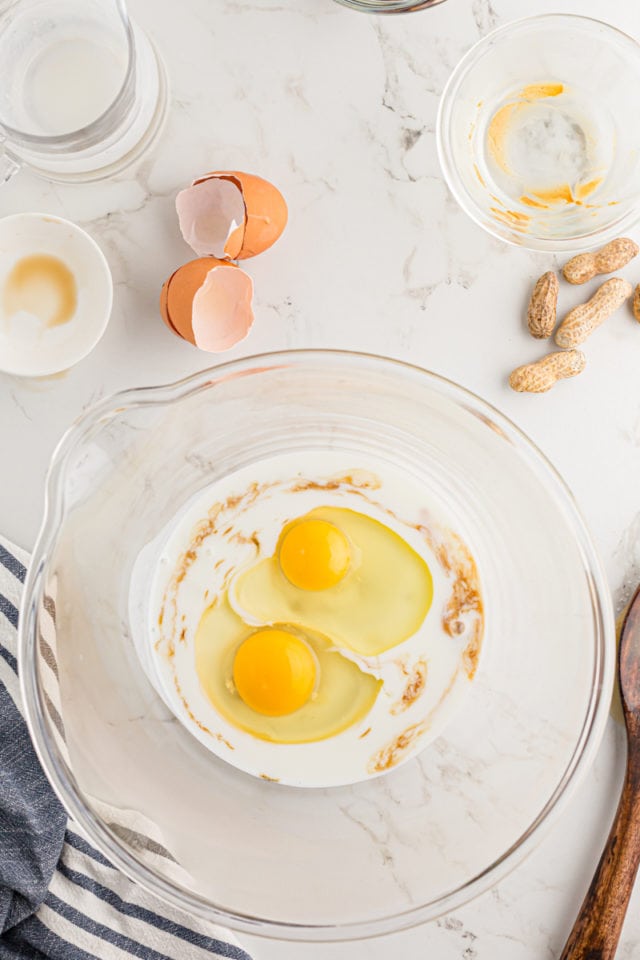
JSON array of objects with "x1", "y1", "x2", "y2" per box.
[{"x1": 133, "y1": 451, "x2": 484, "y2": 788}]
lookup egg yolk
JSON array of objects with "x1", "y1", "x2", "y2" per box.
[
  {"x1": 233, "y1": 628, "x2": 317, "y2": 716},
  {"x1": 279, "y1": 519, "x2": 351, "y2": 591}
]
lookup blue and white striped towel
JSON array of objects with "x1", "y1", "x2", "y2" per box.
[{"x1": 0, "y1": 537, "x2": 253, "y2": 960}]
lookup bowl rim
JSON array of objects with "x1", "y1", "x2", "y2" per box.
[
  {"x1": 436, "y1": 13, "x2": 640, "y2": 253},
  {"x1": 18, "y1": 348, "x2": 615, "y2": 941},
  {"x1": 333, "y1": 0, "x2": 447, "y2": 13}
]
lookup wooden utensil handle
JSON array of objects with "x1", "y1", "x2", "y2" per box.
[{"x1": 560, "y1": 761, "x2": 640, "y2": 960}]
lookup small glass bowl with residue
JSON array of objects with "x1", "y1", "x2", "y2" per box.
[
  {"x1": 437, "y1": 15, "x2": 640, "y2": 251},
  {"x1": 0, "y1": 213, "x2": 112, "y2": 376}
]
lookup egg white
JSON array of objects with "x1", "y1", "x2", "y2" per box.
[{"x1": 132, "y1": 451, "x2": 484, "y2": 788}]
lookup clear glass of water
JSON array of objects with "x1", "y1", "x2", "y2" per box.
[{"x1": 0, "y1": 0, "x2": 168, "y2": 183}]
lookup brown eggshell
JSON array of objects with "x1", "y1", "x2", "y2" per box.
[
  {"x1": 194, "y1": 170, "x2": 288, "y2": 259},
  {"x1": 160, "y1": 273, "x2": 181, "y2": 337},
  {"x1": 160, "y1": 257, "x2": 254, "y2": 353},
  {"x1": 161, "y1": 258, "x2": 225, "y2": 344}
]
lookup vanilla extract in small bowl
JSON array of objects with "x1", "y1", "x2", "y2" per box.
[
  {"x1": 3, "y1": 253, "x2": 77, "y2": 331},
  {"x1": 0, "y1": 213, "x2": 112, "y2": 376}
]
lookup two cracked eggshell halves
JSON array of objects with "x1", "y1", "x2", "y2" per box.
[{"x1": 160, "y1": 171, "x2": 288, "y2": 352}]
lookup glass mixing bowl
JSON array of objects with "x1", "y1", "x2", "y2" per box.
[
  {"x1": 19, "y1": 350, "x2": 614, "y2": 941},
  {"x1": 437, "y1": 15, "x2": 640, "y2": 252}
]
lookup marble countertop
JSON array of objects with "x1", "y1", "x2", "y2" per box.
[{"x1": 2, "y1": 0, "x2": 640, "y2": 956}]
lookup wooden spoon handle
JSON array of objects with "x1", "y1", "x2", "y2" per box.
[{"x1": 560, "y1": 762, "x2": 640, "y2": 960}]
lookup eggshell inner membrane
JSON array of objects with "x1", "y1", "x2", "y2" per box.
[
  {"x1": 191, "y1": 265, "x2": 254, "y2": 352},
  {"x1": 176, "y1": 178, "x2": 246, "y2": 259}
]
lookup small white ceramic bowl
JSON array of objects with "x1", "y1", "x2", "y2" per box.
[{"x1": 0, "y1": 213, "x2": 112, "y2": 376}]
